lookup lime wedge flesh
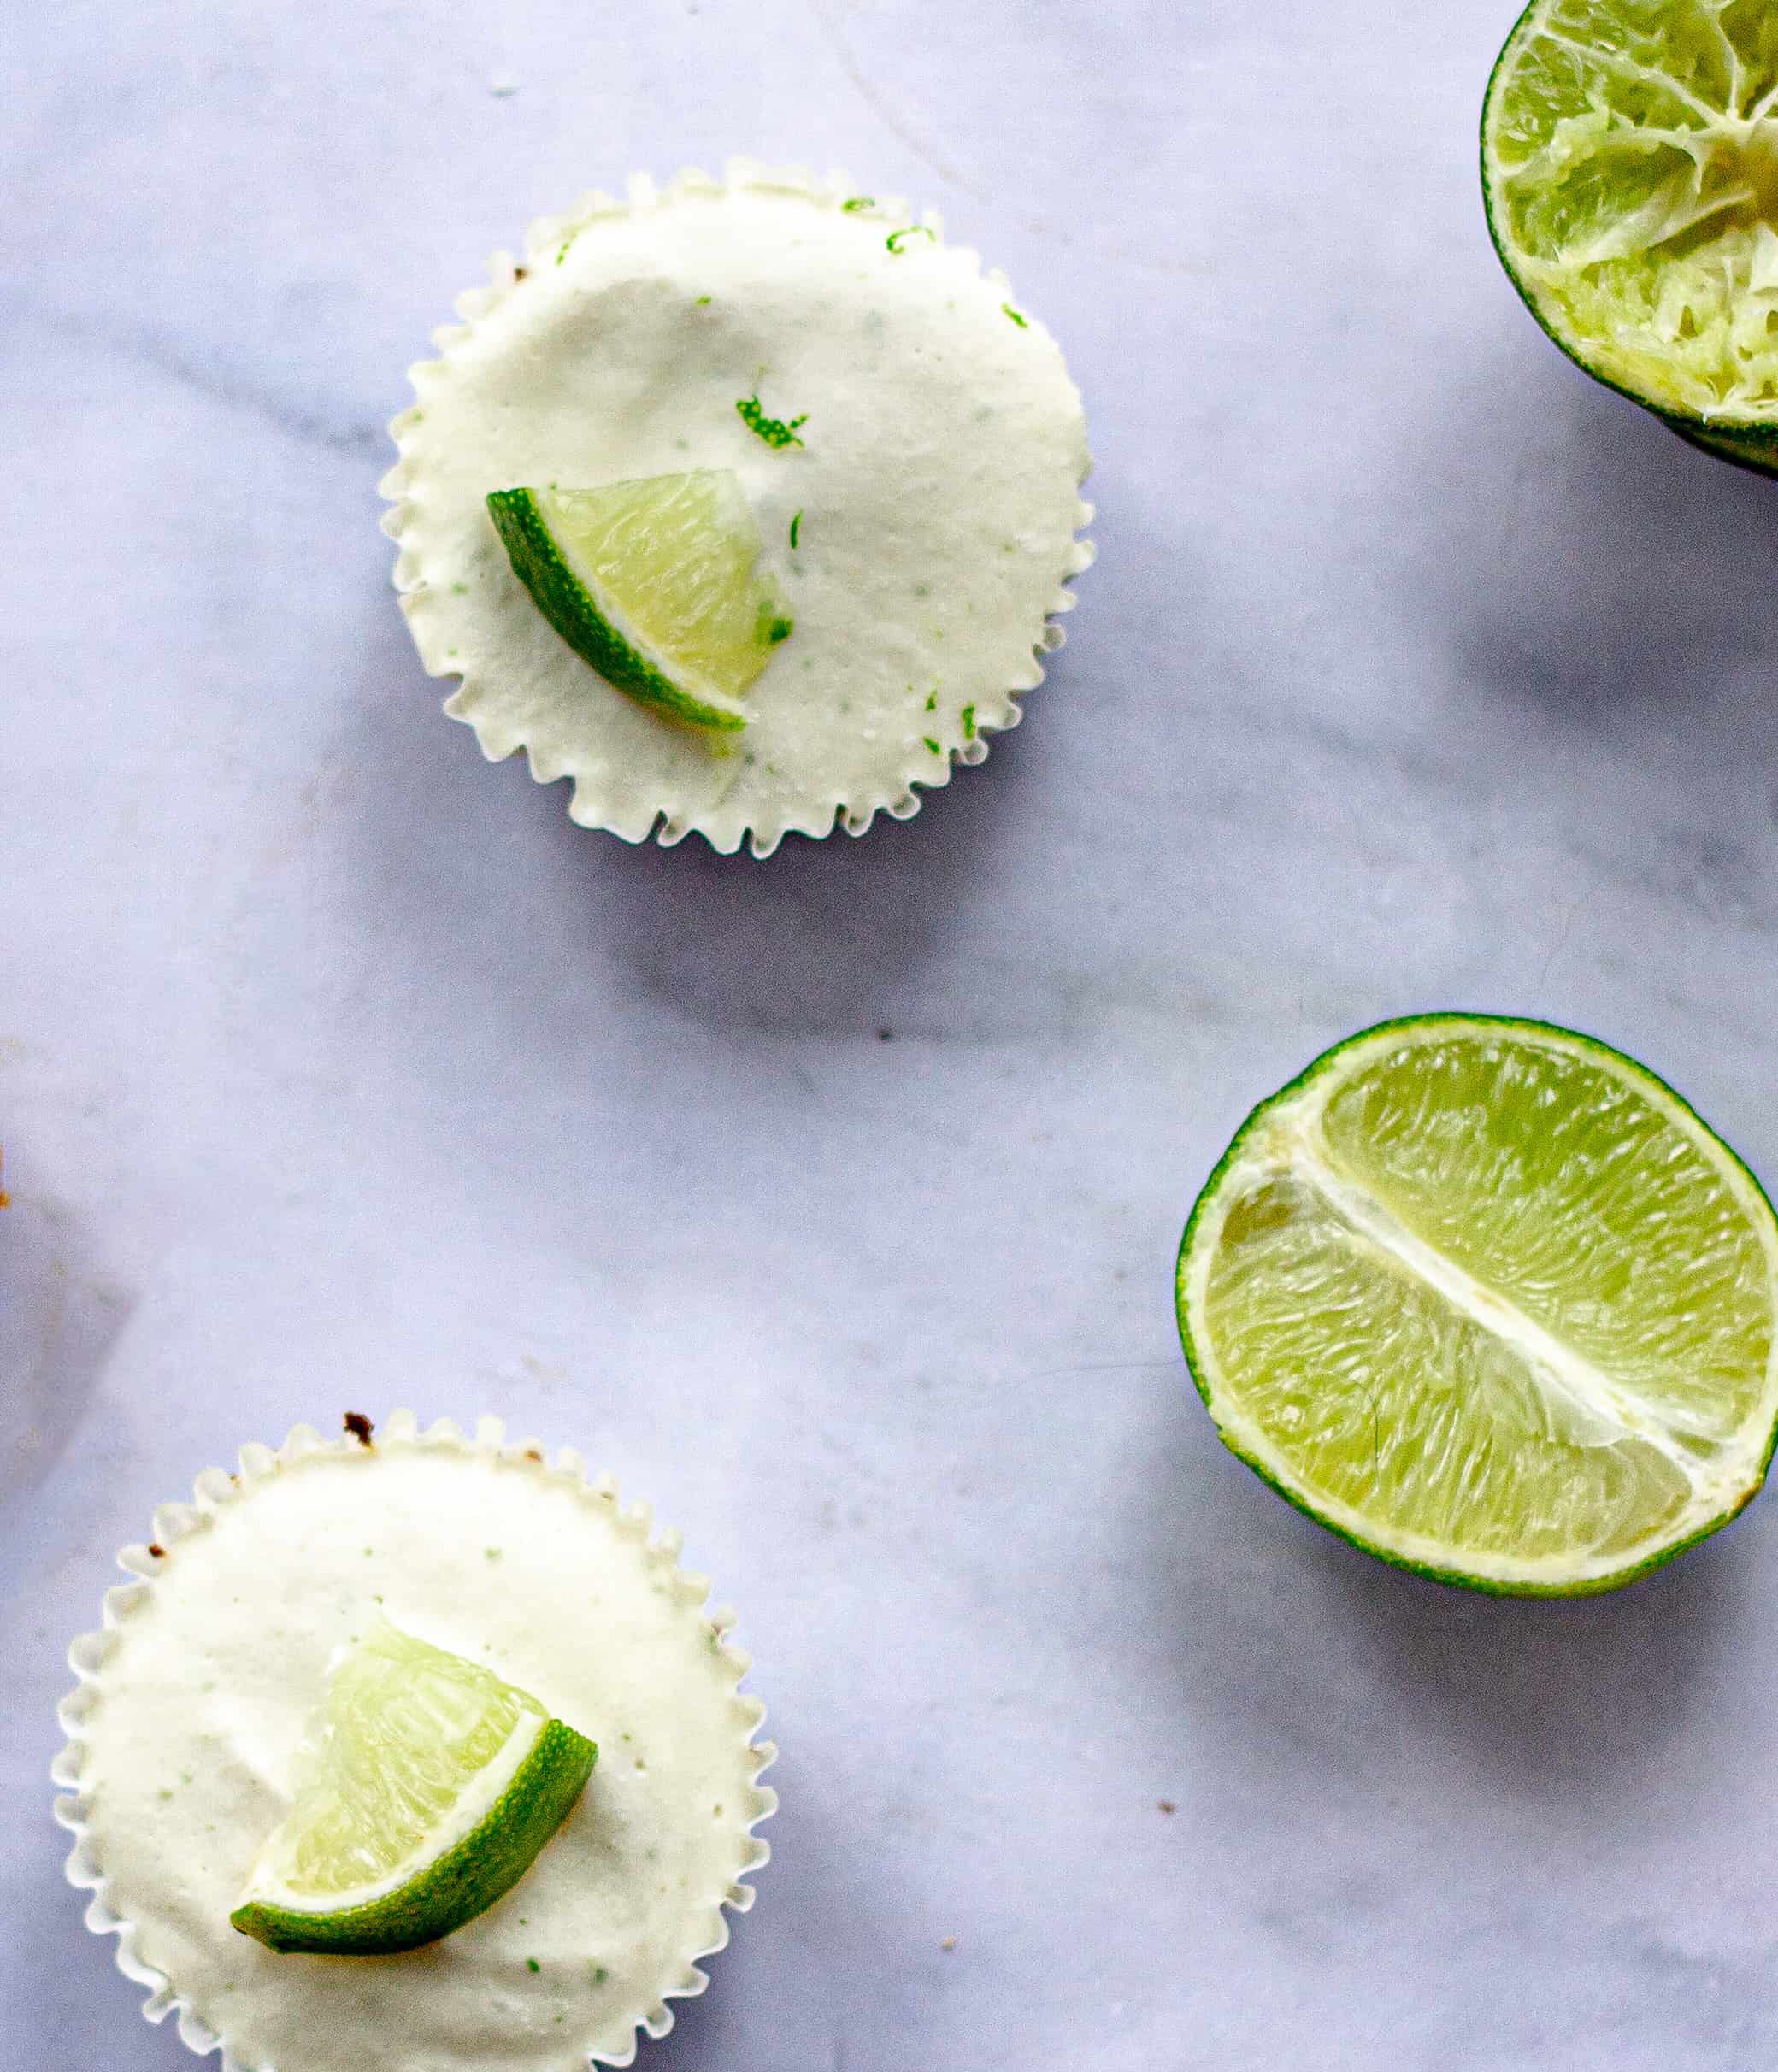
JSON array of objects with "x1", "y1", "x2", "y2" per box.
[
  {"x1": 1483, "y1": 0, "x2": 1778, "y2": 469},
  {"x1": 1177, "y1": 1016, "x2": 1778, "y2": 1595},
  {"x1": 486, "y1": 471, "x2": 792, "y2": 732},
  {"x1": 231, "y1": 1616, "x2": 596, "y2": 1955}
]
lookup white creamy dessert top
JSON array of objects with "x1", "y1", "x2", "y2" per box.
[
  {"x1": 57, "y1": 1417, "x2": 773, "y2": 2072},
  {"x1": 383, "y1": 164, "x2": 1093, "y2": 855}
]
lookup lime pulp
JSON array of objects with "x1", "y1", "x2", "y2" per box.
[
  {"x1": 1483, "y1": 0, "x2": 1778, "y2": 469},
  {"x1": 486, "y1": 471, "x2": 792, "y2": 732},
  {"x1": 231, "y1": 1616, "x2": 596, "y2": 1956},
  {"x1": 1176, "y1": 1015, "x2": 1778, "y2": 1595}
]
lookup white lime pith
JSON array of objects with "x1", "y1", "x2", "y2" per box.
[
  {"x1": 231, "y1": 1615, "x2": 596, "y2": 1955},
  {"x1": 1177, "y1": 1016, "x2": 1778, "y2": 1595},
  {"x1": 1484, "y1": 0, "x2": 1778, "y2": 468}
]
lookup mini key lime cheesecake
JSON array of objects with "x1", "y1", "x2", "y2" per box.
[
  {"x1": 381, "y1": 162, "x2": 1094, "y2": 855},
  {"x1": 55, "y1": 1414, "x2": 774, "y2": 2070}
]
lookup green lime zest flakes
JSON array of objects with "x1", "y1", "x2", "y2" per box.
[
  {"x1": 694, "y1": 294, "x2": 711, "y2": 306},
  {"x1": 554, "y1": 233, "x2": 577, "y2": 268},
  {"x1": 886, "y1": 225, "x2": 935, "y2": 254},
  {"x1": 736, "y1": 393, "x2": 808, "y2": 449},
  {"x1": 923, "y1": 736, "x2": 942, "y2": 755},
  {"x1": 1001, "y1": 303, "x2": 1027, "y2": 327},
  {"x1": 840, "y1": 196, "x2": 875, "y2": 212},
  {"x1": 788, "y1": 510, "x2": 802, "y2": 550},
  {"x1": 961, "y1": 703, "x2": 975, "y2": 740},
  {"x1": 756, "y1": 596, "x2": 795, "y2": 646},
  {"x1": 527, "y1": 1958, "x2": 541, "y2": 1975},
  {"x1": 924, "y1": 690, "x2": 937, "y2": 711}
]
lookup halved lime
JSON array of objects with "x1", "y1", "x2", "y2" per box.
[
  {"x1": 1176, "y1": 1015, "x2": 1778, "y2": 1595},
  {"x1": 1483, "y1": 0, "x2": 1778, "y2": 470},
  {"x1": 486, "y1": 471, "x2": 792, "y2": 733},
  {"x1": 231, "y1": 1616, "x2": 596, "y2": 1955}
]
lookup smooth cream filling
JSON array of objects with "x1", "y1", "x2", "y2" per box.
[{"x1": 67, "y1": 1437, "x2": 768, "y2": 2072}]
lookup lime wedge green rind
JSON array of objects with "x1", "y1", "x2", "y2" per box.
[
  {"x1": 1176, "y1": 1014, "x2": 1778, "y2": 1598},
  {"x1": 486, "y1": 472, "x2": 802, "y2": 734},
  {"x1": 1668, "y1": 418, "x2": 1778, "y2": 473},
  {"x1": 230, "y1": 1617, "x2": 597, "y2": 1957},
  {"x1": 231, "y1": 1716, "x2": 596, "y2": 1956},
  {"x1": 1482, "y1": 0, "x2": 1778, "y2": 474},
  {"x1": 487, "y1": 486, "x2": 746, "y2": 733}
]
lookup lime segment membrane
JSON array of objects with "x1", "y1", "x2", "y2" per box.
[
  {"x1": 1484, "y1": 0, "x2": 1778, "y2": 467},
  {"x1": 1177, "y1": 1017, "x2": 1778, "y2": 1594}
]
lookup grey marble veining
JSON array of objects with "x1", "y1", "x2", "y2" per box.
[{"x1": 8, "y1": 3, "x2": 1778, "y2": 2068}]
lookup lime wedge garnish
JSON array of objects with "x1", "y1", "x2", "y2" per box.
[
  {"x1": 1177, "y1": 1016, "x2": 1778, "y2": 1596},
  {"x1": 486, "y1": 471, "x2": 793, "y2": 733},
  {"x1": 230, "y1": 1616, "x2": 596, "y2": 1956},
  {"x1": 1483, "y1": 0, "x2": 1778, "y2": 470}
]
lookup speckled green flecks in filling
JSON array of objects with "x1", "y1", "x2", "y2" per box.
[{"x1": 736, "y1": 395, "x2": 807, "y2": 449}]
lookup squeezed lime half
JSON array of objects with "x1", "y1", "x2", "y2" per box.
[
  {"x1": 1484, "y1": 0, "x2": 1778, "y2": 469},
  {"x1": 1177, "y1": 1015, "x2": 1778, "y2": 1595},
  {"x1": 486, "y1": 471, "x2": 793, "y2": 732},
  {"x1": 231, "y1": 1616, "x2": 596, "y2": 1956}
]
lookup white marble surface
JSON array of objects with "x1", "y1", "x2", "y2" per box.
[{"x1": 9, "y1": 2, "x2": 1778, "y2": 2067}]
